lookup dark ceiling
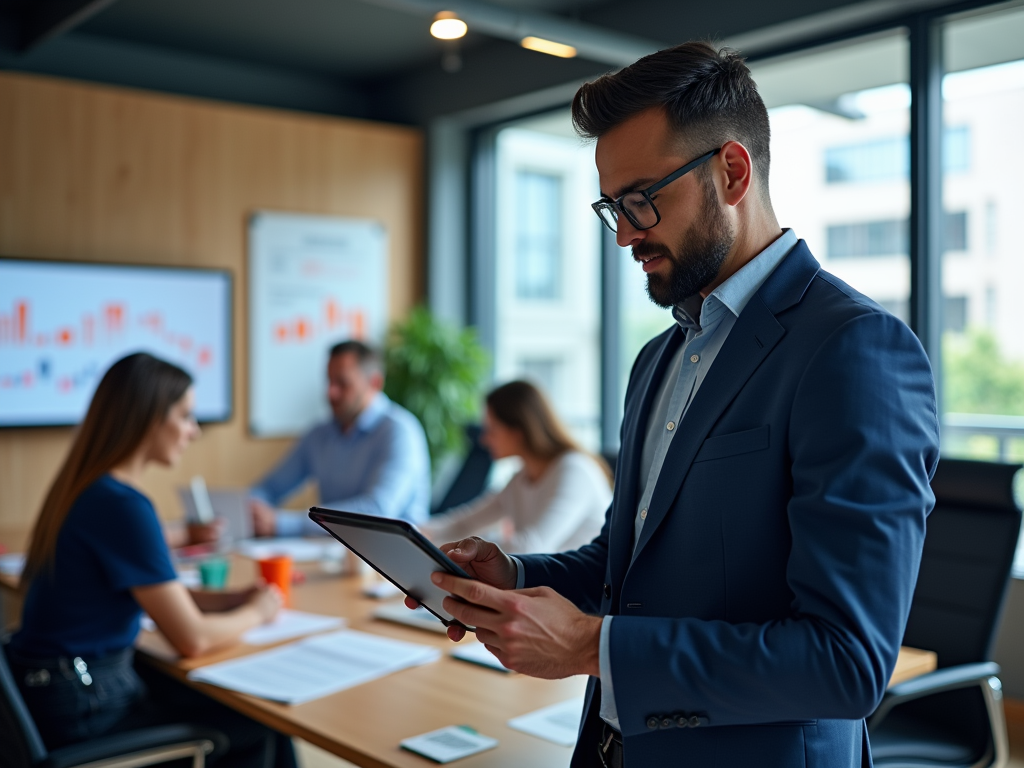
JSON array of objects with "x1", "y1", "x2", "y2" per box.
[{"x1": 0, "y1": 0, "x2": 968, "y2": 126}]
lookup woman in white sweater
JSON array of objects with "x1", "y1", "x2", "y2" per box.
[{"x1": 422, "y1": 380, "x2": 612, "y2": 555}]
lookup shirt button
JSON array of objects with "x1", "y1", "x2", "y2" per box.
[
  {"x1": 640, "y1": 508, "x2": 648, "y2": 520},
  {"x1": 690, "y1": 354, "x2": 700, "y2": 363},
  {"x1": 666, "y1": 421, "x2": 675, "y2": 431}
]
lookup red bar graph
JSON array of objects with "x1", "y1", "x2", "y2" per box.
[{"x1": 272, "y1": 299, "x2": 367, "y2": 344}]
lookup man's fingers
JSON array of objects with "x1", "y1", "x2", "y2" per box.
[
  {"x1": 440, "y1": 537, "x2": 479, "y2": 562},
  {"x1": 431, "y1": 571, "x2": 507, "y2": 609},
  {"x1": 404, "y1": 595, "x2": 419, "y2": 610},
  {"x1": 447, "y1": 625, "x2": 466, "y2": 642},
  {"x1": 441, "y1": 595, "x2": 500, "y2": 629}
]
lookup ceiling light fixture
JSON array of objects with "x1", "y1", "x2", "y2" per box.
[
  {"x1": 430, "y1": 11, "x2": 467, "y2": 40},
  {"x1": 520, "y1": 36, "x2": 577, "y2": 58}
]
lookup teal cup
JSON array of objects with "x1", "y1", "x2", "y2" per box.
[{"x1": 198, "y1": 557, "x2": 230, "y2": 590}]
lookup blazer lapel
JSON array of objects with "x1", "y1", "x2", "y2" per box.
[
  {"x1": 610, "y1": 326, "x2": 684, "y2": 590},
  {"x1": 629, "y1": 241, "x2": 820, "y2": 563}
]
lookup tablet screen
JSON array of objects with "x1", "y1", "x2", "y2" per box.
[{"x1": 308, "y1": 508, "x2": 473, "y2": 630}]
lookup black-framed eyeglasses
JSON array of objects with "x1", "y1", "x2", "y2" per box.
[{"x1": 591, "y1": 147, "x2": 721, "y2": 233}]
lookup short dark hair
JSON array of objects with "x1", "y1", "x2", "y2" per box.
[
  {"x1": 572, "y1": 41, "x2": 771, "y2": 195},
  {"x1": 329, "y1": 339, "x2": 383, "y2": 377}
]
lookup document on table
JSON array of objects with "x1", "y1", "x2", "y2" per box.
[
  {"x1": 508, "y1": 698, "x2": 584, "y2": 747},
  {"x1": 234, "y1": 537, "x2": 345, "y2": 563},
  {"x1": 450, "y1": 641, "x2": 512, "y2": 672},
  {"x1": 187, "y1": 629, "x2": 440, "y2": 704},
  {"x1": 400, "y1": 726, "x2": 498, "y2": 763},
  {"x1": 242, "y1": 609, "x2": 345, "y2": 645}
]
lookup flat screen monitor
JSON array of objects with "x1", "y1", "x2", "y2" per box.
[{"x1": 0, "y1": 257, "x2": 232, "y2": 427}]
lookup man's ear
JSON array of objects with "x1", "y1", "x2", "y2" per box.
[
  {"x1": 369, "y1": 372, "x2": 385, "y2": 392},
  {"x1": 718, "y1": 140, "x2": 754, "y2": 208}
]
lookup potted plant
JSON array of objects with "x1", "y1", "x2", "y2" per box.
[{"x1": 383, "y1": 306, "x2": 490, "y2": 470}]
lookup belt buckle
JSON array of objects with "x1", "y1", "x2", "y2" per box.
[{"x1": 598, "y1": 725, "x2": 621, "y2": 768}]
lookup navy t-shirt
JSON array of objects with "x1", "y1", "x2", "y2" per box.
[{"x1": 11, "y1": 474, "x2": 177, "y2": 659}]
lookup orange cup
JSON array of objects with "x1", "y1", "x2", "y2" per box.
[{"x1": 257, "y1": 555, "x2": 292, "y2": 606}]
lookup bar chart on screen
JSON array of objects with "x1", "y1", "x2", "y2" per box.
[{"x1": 0, "y1": 259, "x2": 231, "y2": 427}]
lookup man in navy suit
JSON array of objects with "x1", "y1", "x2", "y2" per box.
[{"x1": 425, "y1": 41, "x2": 940, "y2": 767}]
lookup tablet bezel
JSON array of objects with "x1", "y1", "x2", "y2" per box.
[{"x1": 307, "y1": 507, "x2": 474, "y2": 631}]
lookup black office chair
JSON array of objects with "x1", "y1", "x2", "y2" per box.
[
  {"x1": 869, "y1": 458, "x2": 1023, "y2": 768},
  {"x1": 431, "y1": 424, "x2": 493, "y2": 515},
  {"x1": 1, "y1": 641, "x2": 226, "y2": 768}
]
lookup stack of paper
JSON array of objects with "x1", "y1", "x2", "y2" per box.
[
  {"x1": 242, "y1": 609, "x2": 344, "y2": 645},
  {"x1": 235, "y1": 537, "x2": 345, "y2": 563},
  {"x1": 0, "y1": 552, "x2": 25, "y2": 576},
  {"x1": 187, "y1": 629, "x2": 440, "y2": 704},
  {"x1": 508, "y1": 698, "x2": 584, "y2": 747},
  {"x1": 450, "y1": 641, "x2": 511, "y2": 672},
  {"x1": 372, "y1": 602, "x2": 447, "y2": 634}
]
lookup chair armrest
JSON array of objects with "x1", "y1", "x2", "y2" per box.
[
  {"x1": 869, "y1": 662, "x2": 1002, "y2": 731},
  {"x1": 39, "y1": 724, "x2": 227, "y2": 768}
]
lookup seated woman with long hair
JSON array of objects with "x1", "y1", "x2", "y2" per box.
[
  {"x1": 422, "y1": 380, "x2": 612, "y2": 554},
  {"x1": 6, "y1": 353, "x2": 292, "y2": 766}
]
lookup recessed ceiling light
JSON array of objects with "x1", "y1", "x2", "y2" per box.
[
  {"x1": 431, "y1": 11, "x2": 468, "y2": 40},
  {"x1": 520, "y1": 36, "x2": 577, "y2": 58}
]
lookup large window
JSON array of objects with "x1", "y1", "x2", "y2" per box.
[
  {"x1": 750, "y1": 32, "x2": 911, "y2": 319},
  {"x1": 473, "y1": 5, "x2": 1024, "y2": 575},
  {"x1": 492, "y1": 114, "x2": 603, "y2": 449},
  {"x1": 939, "y1": 4, "x2": 1024, "y2": 573}
]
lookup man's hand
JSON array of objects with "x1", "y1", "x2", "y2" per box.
[
  {"x1": 441, "y1": 537, "x2": 518, "y2": 588},
  {"x1": 249, "y1": 499, "x2": 277, "y2": 537},
  {"x1": 432, "y1": 570, "x2": 602, "y2": 680},
  {"x1": 403, "y1": 537, "x2": 518, "y2": 636}
]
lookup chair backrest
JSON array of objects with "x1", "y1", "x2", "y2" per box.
[
  {"x1": 0, "y1": 641, "x2": 48, "y2": 767},
  {"x1": 431, "y1": 425, "x2": 493, "y2": 515},
  {"x1": 902, "y1": 458, "x2": 1023, "y2": 668}
]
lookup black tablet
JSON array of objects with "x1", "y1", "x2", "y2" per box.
[{"x1": 308, "y1": 507, "x2": 475, "y2": 631}]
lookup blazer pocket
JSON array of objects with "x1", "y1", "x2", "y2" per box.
[{"x1": 693, "y1": 425, "x2": 770, "y2": 463}]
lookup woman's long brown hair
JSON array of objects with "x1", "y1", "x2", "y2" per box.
[
  {"x1": 485, "y1": 380, "x2": 612, "y2": 486},
  {"x1": 20, "y1": 353, "x2": 192, "y2": 592}
]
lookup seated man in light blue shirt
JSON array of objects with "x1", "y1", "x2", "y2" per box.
[{"x1": 249, "y1": 340, "x2": 430, "y2": 537}]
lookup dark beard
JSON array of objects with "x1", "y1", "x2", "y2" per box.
[{"x1": 637, "y1": 180, "x2": 733, "y2": 308}]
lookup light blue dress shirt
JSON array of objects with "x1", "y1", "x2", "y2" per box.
[{"x1": 251, "y1": 393, "x2": 431, "y2": 536}]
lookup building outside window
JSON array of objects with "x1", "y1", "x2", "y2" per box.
[
  {"x1": 515, "y1": 171, "x2": 562, "y2": 300},
  {"x1": 750, "y1": 32, "x2": 911, "y2": 325},
  {"x1": 492, "y1": 114, "x2": 603, "y2": 449},
  {"x1": 940, "y1": 4, "x2": 1024, "y2": 494}
]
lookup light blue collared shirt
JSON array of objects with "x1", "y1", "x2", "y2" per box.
[
  {"x1": 251, "y1": 392, "x2": 431, "y2": 536},
  {"x1": 597, "y1": 229, "x2": 797, "y2": 729}
]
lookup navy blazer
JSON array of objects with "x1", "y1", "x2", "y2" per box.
[{"x1": 518, "y1": 242, "x2": 940, "y2": 768}]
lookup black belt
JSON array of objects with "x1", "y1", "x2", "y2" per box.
[{"x1": 599, "y1": 723, "x2": 624, "y2": 768}]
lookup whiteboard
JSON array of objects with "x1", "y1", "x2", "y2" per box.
[
  {"x1": 248, "y1": 212, "x2": 388, "y2": 437},
  {"x1": 0, "y1": 259, "x2": 231, "y2": 427}
]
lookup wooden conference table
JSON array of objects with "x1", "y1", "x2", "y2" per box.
[{"x1": 2, "y1": 557, "x2": 938, "y2": 768}]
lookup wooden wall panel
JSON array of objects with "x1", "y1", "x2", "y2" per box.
[{"x1": 0, "y1": 72, "x2": 424, "y2": 550}]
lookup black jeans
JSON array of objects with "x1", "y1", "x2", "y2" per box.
[{"x1": 6, "y1": 645, "x2": 296, "y2": 768}]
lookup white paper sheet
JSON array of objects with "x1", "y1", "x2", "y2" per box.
[
  {"x1": 508, "y1": 698, "x2": 584, "y2": 747},
  {"x1": 234, "y1": 537, "x2": 345, "y2": 563},
  {"x1": 242, "y1": 609, "x2": 344, "y2": 645},
  {"x1": 400, "y1": 726, "x2": 498, "y2": 763},
  {"x1": 0, "y1": 552, "x2": 25, "y2": 576},
  {"x1": 372, "y1": 601, "x2": 448, "y2": 634},
  {"x1": 187, "y1": 629, "x2": 440, "y2": 704},
  {"x1": 450, "y1": 641, "x2": 512, "y2": 673}
]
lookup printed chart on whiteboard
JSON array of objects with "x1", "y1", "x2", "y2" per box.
[{"x1": 249, "y1": 211, "x2": 388, "y2": 437}]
